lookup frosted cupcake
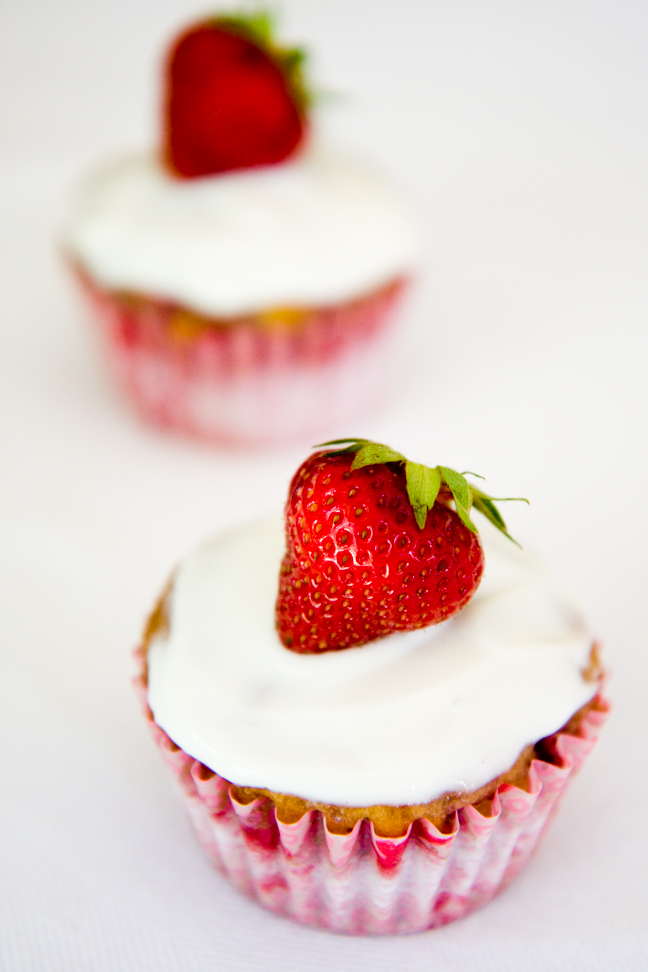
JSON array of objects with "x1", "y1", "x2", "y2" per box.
[
  {"x1": 63, "y1": 14, "x2": 417, "y2": 445},
  {"x1": 135, "y1": 439, "x2": 607, "y2": 934}
]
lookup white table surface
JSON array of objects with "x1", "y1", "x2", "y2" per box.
[{"x1": 1, "y1": 1, "x2": 647, "y2": 969}]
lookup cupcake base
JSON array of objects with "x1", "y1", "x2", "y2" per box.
[
  {"x1": 74, "y1": 268, "x2": 408, "y2": 446},
  {"x1": 134, "y1": 646, "x2": 608, "y2": 935}
]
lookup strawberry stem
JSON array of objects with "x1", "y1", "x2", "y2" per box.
[{"x1": 315, "y1": 438, "x2": 528, "y2": 544}]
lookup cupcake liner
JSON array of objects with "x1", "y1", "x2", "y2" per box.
[
  {"x1": 135, "y1": 650, "x2": 608, "y2": 934},
  {"x1": 74, "y1": 269, "x2": 408, "y2": 445}
]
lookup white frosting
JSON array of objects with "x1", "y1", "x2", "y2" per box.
[
  {"x1": 147, "y1": 517, "x2": 598, "y2": 808},
  {"x1": 63, "y1": 142, "x2": 418, "y2": 317}
]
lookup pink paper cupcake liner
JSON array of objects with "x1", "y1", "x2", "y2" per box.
[
  {"x1": 74, "y1": 269, "x2": 408, "y2": 445},
  {"x1": 134, "y1": 653, "x2": 608, "y2": 935}
]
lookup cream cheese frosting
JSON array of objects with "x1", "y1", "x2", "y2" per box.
[
  {"x1": 63, "y1": 141, "x2": 418, "y2": 317},
  {"x1": 147, "y1": 516, "x2": 598, "y2": 808}
]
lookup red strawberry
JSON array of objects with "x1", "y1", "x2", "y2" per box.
[
  {"x1": 162, "y1": 13, "x2": 309, "y2": 178},
  {"x1": 276, "y1": 439, "x2": 526, "y2": 654}
]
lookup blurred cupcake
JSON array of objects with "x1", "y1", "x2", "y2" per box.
[
  {"x1": 63, "y1": 14, "x2": 417, "y2": 445},
  {"x1": 135, "y1": 440, "x2": 608, "y2": 934}
]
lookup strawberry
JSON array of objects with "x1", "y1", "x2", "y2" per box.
[
  {"x1": 276, "y1": 439, "x2": 526, "y2": 654},
  {"x1": 162, "y1": 12, "x2": 309, "y2": 178}
]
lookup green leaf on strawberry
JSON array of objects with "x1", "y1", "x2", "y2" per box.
[
  {"x1": 318, "y1": 438, "x2": 527, "y2": 541},
  {"x1": 404, "y1": 462, "x2": 442, "y2": 528}
]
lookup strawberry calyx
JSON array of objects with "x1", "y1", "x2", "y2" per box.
[{"x1": 317, "y1": 438, "x2": 528, "y2": 544}]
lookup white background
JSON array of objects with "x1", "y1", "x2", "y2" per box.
[{"x1": 1, "y1": 1, "x2": 647, "y2": 968}]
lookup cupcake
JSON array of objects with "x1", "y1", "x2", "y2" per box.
[
  {"x1": 63, "y1": 14, "x2": 417, "y2": 445},
  {"x1": 135, "y1": 439, "x2": 608, "y2": 934}
]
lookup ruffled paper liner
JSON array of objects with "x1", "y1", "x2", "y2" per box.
[
  {"x1": 134, "y1": 649, "x2": 608, "y2": 935},
  {"x1": 73, "y1": 268, "x2": 408, "y2": 445}
]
